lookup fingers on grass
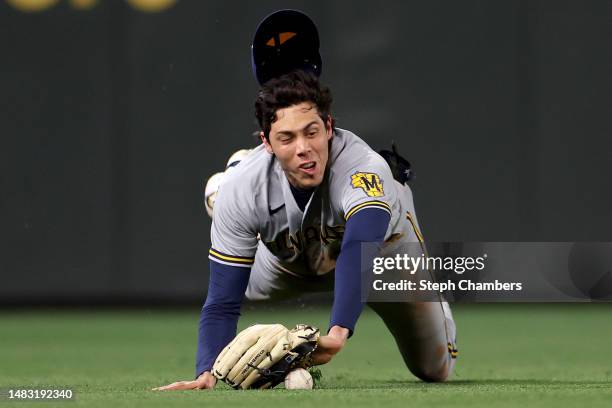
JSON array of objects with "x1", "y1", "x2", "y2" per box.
[{"x1": 152, "y1": 381, "x2": 194, "y2": 391}]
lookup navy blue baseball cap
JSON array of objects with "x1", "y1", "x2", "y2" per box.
[{"x1": 251, "y1": 9, "x2": 322, "y2": 86}]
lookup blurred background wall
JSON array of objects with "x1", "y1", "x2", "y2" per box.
[{"x1": 1, "y1": 0, "x2": 611, "y2": 304}]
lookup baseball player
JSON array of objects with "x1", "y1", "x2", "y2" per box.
[{"x1": 154, "y1": 11, "x2": 456, "y2": 391}]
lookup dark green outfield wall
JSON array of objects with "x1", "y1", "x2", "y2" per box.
[{"x1": 1, "y1": 0, "x2": 610, "y2": 304}]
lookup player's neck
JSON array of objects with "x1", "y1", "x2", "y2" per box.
[{"x1": 289, "y1": 183, "x2": 314, "y2": 212}]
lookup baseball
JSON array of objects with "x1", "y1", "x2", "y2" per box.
[{"x1": 284, "y1": 368, "x2": 313, "y2": 390}]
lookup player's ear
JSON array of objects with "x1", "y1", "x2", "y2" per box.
[
  {"x1": 260, "y1": 131, "x2": 274, "y2": 154},
  {"x1": 325, "y1": 116, "x2": 333, "y2": 140}
]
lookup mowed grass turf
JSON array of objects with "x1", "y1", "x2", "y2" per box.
[{"x1": 1, "y1": 304, "x2": 611, "y2": 407}]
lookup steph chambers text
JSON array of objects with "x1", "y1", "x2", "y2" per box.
[{"x1": 372, "y1": 279, "x2": 523, "y2": 292}]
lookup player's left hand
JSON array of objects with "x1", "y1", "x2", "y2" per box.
[
  {"x1": 311, "y1": 325, "x2": 349, "y2": 365},
  {"x1": 152, "y1": 371, "x2": 217, "y2": 391}
]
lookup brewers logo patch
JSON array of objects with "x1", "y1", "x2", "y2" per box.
[{"x1": 351, "y1": 172, "x2": 384, "y2": 197}]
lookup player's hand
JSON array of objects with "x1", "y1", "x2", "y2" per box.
[
  {"x1": 152, "y1": 371, "x2": 217, "y2": 391},
  {"x1": 311, "y1": 325, "x2": 349, "y2": 365}
]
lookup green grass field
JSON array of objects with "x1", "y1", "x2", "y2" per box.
[{"x1": 1, "y1": 304, "x2": 611, "y2": 407}]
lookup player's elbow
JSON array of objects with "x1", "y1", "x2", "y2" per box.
[{"x1": 201, "y1": 301, "x2": 242, "y2": 318}]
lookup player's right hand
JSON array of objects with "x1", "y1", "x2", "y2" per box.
[
  {"x1": 152, "y1": 371, "x2": 216, "y2": 391},
  {"x1": 311, "y1": 325, "x2": 349, "y2": 365}
]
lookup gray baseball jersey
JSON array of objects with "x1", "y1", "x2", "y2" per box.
[
  {"x1": 208, "y1": 128, "x2": 458, "y2": 380},
  {"x1": 208, "y1": 128, "x2": 423, "y2": 277}
]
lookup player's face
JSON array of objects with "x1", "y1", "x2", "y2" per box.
[{"x1": 261, "y1": 102, "x2": 333, "y2": 189}]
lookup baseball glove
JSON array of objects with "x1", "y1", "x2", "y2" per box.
[{"x1": 212, "y1": 323, "x2": 319, "y2": 389}]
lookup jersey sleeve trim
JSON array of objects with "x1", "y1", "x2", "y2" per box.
[
  {"x1": 208, "y1": 248, "x2": 255, "y2": 268},
  {"x1": 345, "y1": 200, "x2": 392, "y2": 221}
]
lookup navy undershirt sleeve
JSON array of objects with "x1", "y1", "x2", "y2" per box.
[
  {"x1": 329, "y1": 208, "x2": 391, "y2": 335},
  {"x1": 195, "y1": 260, "x2": 250, "y2": 378}
]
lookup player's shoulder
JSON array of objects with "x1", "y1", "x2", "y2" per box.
[
  {"x1": 219, "y1": 144, "x2": 271, "y2": 193},
  {"x1": 327, "y1": 128, "x2": 397, "y2": 217},
  {"x1": 329, "y1": 128, "x2": 391, "y2": 176},
  {"x1": 213, "y1": 145, "x2": 274, "y2": 219}
]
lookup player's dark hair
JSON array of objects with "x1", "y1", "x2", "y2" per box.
[{"x1": 255, "y1": 70, "x2": 333, "y2": 140}]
